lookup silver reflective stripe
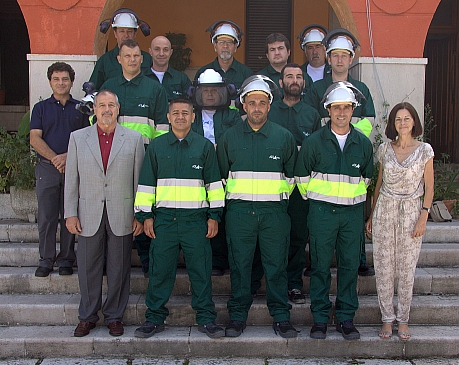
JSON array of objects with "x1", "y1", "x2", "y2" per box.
[
  {"x1": 137, "y1": 184, "x2": 155, "y2": 194},
  {"x1": 134, "y1": 205, "x2": 152, "y2": 213},
  {"x1": 295, "y1": 175, "x2": 311, "y2": 184},
  {"x1": 221, "y1": 178, "x2": 227, "y2": 186},
  {"x1": 156, "y1": 200, "x2": 209, "y2": 209},
  {"x1": 210, "y1": 199, "x2": 225, "y2": 208},
  {"x1": 156, "y1": 124, "x2": 169, "y2": 131},
  {"x1": 308, "y1": 191, "x2": 367, "y2": 205},
  {"x1": 207, "y1": 181, "x2": 223, "y2": 191},
  {"x1": 229, "y1": 171, "x2": 286, "y2": 180},
  {"x1": 286, "y1": 177, "x2": 295, "y2": 185},
  {"x1": 157, "y1": 178, "x2": 204, "y2": 187},
  {"x1": 364, "y1": 177, "x2": 371, "y2": 186},
  {"x1": 311, "y1": 172, "x2": 366, "y2": 185},
  {"x1": 226, "y1": 192, "x2": 289, "y2": 201}
]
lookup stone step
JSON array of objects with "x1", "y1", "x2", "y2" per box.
[
  {"x1": 1, "y1": 219, "x2": 459, "y2": 243},
  {"x1": 0, "y1": 266, "x2": 459, "y2": 296},
  {"x1": 1, "y1": 242, "x2": 459, "y2": 269},
  {"x1": 0, "y1": 293, "x2": 458, "y2": 327},
  {"x1": 0, "y1": 324, "x2": 458, "y2": 359}
]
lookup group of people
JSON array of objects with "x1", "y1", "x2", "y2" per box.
[{"x1": 29, "y1": 9, "x2": 434, "y2": 343}]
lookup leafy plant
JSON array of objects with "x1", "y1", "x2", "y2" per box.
[
  {"x1": 433, "y1": 153, "x2": 459, "y2": 214},
  {"x1": 166, "y1": 32, "x2": 192, "y2": 71},
  {"x1": 0, "y1": 124, "x2": 37, "y2": 193}
]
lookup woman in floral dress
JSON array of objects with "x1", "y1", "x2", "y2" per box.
[{"x1": 366, "y1": 102, "x2": 434, "y2": 341}]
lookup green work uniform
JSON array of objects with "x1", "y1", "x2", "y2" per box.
[
  {"x1": 195, "y1": 57, "x2": 253, "y2": 90},
  {"x1": 89, "y1": 45, "x2": 152, "y2": 90},
  {"x1": 295, "y1": 121, "x2": 373, "y2": 323},
  {"x1": 217, "y1": 120, "x2": 297, "y2": 323},
  {"x1": 101, "y1": 72, "x2": 168, "y2": 264},
  {"x1": 257, "y1": 64, "x2": 314, "y2": 101},
  {"x1": 134, "y1": 130, "x2": 224, "y2": 326},
  {"x1": 192, "y1": 107, "x2": 243, "y2": 271},
  {"x1": 144, "y1": 65, "x2": 191, "y2": 102}
]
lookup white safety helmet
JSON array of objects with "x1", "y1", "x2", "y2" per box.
[
  {"x1": 112, "y1": 12, "x2": 138, "y2": 29},
  {"x1": 326, "y1": 36, "x2": 355, "y2": 57},
  {"x1": 212, "y1": 23, "x2": 239, "y2": 46},
  {"x1": 197, "y1": 69, "x2": 224, "y2": 85},
  {"x1": 301, "y1": 29, "x2": 326, "y2": 48},
  {"x1": 239, "y1": 75, "x2": 278, "y2": 104},
  {"x1": 322, "y1": 81, "x2": 365, "y2": 109}
]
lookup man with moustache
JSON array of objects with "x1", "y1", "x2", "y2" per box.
[
  {"x1": 65, "y1": 90, "x2": 145, "y2": 337},
  {"x1": 298, "y1": 25, "x2": 330, "y2": 82},
  {"x1": 145, "y1": 35, "x2": 191, "y2": 102}
]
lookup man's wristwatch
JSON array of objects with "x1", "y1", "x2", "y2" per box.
[{"x1": 422, "y1": 206, "x2": 430, "y2": 213}]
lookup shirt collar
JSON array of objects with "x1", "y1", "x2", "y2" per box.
[
  {"x1": 118, "y1": 71, "x2": 144, "y2": 86},
  {"x1": 243, "y1": 119, "x2": 271, "y2": 137},
  {"x1": 97, "y1": 124, "x2": 115, "y2": 136},
  {"x1": 47, "y1": 94, "x2": 78, "y2": 105},
  {"x1": 212, "y1": 57, "x2": 236, "y2": 72},
  {"x1": 167, "y1": 128, "x2": 195, "y2": 145}
]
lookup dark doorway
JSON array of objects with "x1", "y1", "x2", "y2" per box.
[{"x1": 424, "y1": 0, "x2": 459, "y2": 162}]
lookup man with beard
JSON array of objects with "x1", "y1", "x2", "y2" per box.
[
  {"x1": 217, "y1": 75, "x2": 298, "y2": 338},
  {"x1": 65, "y1": 90, "x2": 145, "y2": 337},
  {"x1": 195, "y1": 21, "x2": 252, "y2": 91}
]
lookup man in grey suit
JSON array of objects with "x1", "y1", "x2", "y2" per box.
[{"x1": 64, "y1": 89, "x2": 145, "y2": 337}]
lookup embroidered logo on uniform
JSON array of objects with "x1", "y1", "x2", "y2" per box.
[
  {"x1": 172, "y1": 91, "x2": 182, "y2": 95},
  {"x1": 138, "y1": 104, "x2": 149, "y2": 108},
  {"x1": 192, "y1": 164, "x2": 203, "y2": 170},
  {"x1": 352, "y1": 163, "x2": 360, "y2": 169},
  {"x1": 269, "y1": 155, "x2": 280, "y2": 160},
  {"x1": 303, "y1": 132, "x2": 310, "y2": 137}
]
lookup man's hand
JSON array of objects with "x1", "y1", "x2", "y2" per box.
[
  {"x1": 143, "y1": 218, "x2": 156, "y2": 239},
  {"x1": 132, "y1": 218, "x2": 144, "y2": 236},
  {"x1": 206, "y1": 218, "x2": 218, "y2": 238},
  {"x1": 51, "y1": 153, "x2": 67, "y2": 173},
  {"x1": 66, "y1": 216, "x2": 82, "y2": 234}
]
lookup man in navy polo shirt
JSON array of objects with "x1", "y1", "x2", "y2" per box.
[{"x1": 30, "y1": 62, "x2": 89, "y2": 277}]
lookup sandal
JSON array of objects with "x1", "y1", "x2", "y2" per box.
[
  {"x1": 397, "y1": 324, "x2": 411, "y2": 341},
  {"x1": 378, "y1": 323, "x2": 392, "y2": 339}
]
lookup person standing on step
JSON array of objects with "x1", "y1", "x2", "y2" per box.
[
  {"x1": 298, "y1": 24, "x2": 330, "y2": 82},
  {"x1": 217, "y1": 75, "x2": 298, "y2": 339},
  {"x1": 65, "y1": 90, "x2": 145, "y2": 337},
  {"x1": 366, "y1": 102, "x2": 434, "y2": 341},
  {"x1": 133, "y1": 98, "x2": 226, "y2": 339},
  {"x1": 30, "y1": 62, "x2": 89, "y2": 278},
  {"x1": 296, "y1": 82, "x2": 373, "y2": 340}
]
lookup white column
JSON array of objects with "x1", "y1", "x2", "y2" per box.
[{"x1": 27, "y1": 54, "x2": 98, "y2": 107}]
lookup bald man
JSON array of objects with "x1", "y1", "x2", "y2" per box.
[{"x1": 144, "y1": 35, "x2": 191, "y2": 102}]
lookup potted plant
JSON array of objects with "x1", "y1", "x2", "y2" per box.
[
  {"x1": 0, "y1": 112, "x2": 38, "y2": 222},
  {"x1": 433, "y1": 153, "x2": 459, "y2": 216}
]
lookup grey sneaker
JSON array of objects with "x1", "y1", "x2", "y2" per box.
[
  {"x1": 134, "y1": 321, "x2": 165, "y2": 338},
  {"x1": 198, "y1": 321, "x2": 225, "y2": 338},
  {"x1": 288, "y1": 288, "x2": 306, "y2": 304}
]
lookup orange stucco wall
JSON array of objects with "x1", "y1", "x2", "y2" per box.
[{"x1": 18, "y1": 0, "x2": 441, "y2": 60}]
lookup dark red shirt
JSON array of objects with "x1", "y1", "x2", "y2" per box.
[{"x1": 97, "y1": 125, "x2": 115, "y2": 173}]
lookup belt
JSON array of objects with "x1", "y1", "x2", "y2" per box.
[{"x1": 38, "y1": 158, "x2": 53, "y2": 165}]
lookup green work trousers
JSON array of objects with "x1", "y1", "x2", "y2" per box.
[
  {"x1": 210, "y1": 209, "x2": 229, "y2": 270},
  {"x1": 226, "y1": 209, "x2": 292, "y2": 323},
  {"x1": 308, "y1": 200, "x2": 363, "y2": 323},
  {"x1": 144, "y1": 212, "x2": 216, "y2": 326},
  {"x1": 134, "y1": 233, "x2": 150, "y2": 263}
]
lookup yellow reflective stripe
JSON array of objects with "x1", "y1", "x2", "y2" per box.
[
  {"x1": 134, "y1": 192, "x2": 156, "y2": 212},
  {"x1": 207, "y1": 187, "x2": 225, "y2": 207},
  {"x1": 307, "y1": 191, "x2": 367, "y2": 205},
  {"x1": 226, "y1": 178, "x2": 290, "y2": 200},
  {"x1": 352, "y1": 118, "x2": 372, "y2": 138},
  {"x1": 307, "y1": 177, "x2": 368, "y2": 199},
  {"x1": 119, "y1": 122, "x2": 155, "y2": 139}
]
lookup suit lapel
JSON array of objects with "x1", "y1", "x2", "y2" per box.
[
  {"x1": 107, "y1": 126, "x2": 125, "y2": 171},
  {"x1": 86, "y1": 125, "x2": 104, "y2": 172}
]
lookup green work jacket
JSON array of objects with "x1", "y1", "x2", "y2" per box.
[
  {"x1": 192, "y1": 107, "x2": 243, "y2": 145},
  {"x1": 144, "y1": 65, "x2": 191, "y2": 102},
  {"x1": 100, "y1": 72, "x2": 168, "y2": 144},
  {"x1": 89, "y1": 45, "x2": 152, "y2": 90},
  {"x1": 194, "y1": 58, "x2": 253, "y2": 90},
  {"x1": 300, "y1": 61, "x2": 331, "y2": 81},
  {"x1": 134, "y1": 130, "x2": 224, "y2": 222},
  {"x1": 268, "y1": 98, "x2": 321, "y2": 146},
  {"x1": 217, "y1": 119, "x2": 297, "y2": 213},
  {"x1": 295, "y1": 121, "x2": 373, "y2": 206}
]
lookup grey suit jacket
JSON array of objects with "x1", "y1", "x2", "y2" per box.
[{"x1": 64, "y1": 124, "x2": 145, "y2": 237}]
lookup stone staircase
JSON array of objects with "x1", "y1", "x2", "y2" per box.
[{"x1": 0, "y1": 219, "x2": 459, "y2": 359}]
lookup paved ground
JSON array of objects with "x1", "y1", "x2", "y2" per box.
[{"x1": 1, "y1": 358, "x2": 459, "y2": 364}]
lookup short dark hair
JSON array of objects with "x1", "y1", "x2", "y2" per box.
[
  {"x1": 385, "y1": 102, "x2": 423, "y2": 141},
  {"x1": 47, "y1": 62, "x2": 75, "y2": 82},
  {"x1": 169, "y1": 97, "x2": 194, "y2": 111},
  {"x1": 280, "y1": 62, "x2": 302, "y2": 80},
  {"x1": 266, "y1": 33, "x2": 290, "y2": 53},
  {"x1": 119, "y1": 39, "x2": 140, "y2": 52}
]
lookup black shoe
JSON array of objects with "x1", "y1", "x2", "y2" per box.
[
  {"x1": 59, "y1": 267, "x2": 73, "y2": 276},
  {"x1": 336, "y1": 319, "x2": 360, "y2": 340},
  {"x1": 358, "y1": 263, "x2": 375, "y2": 276},
  {"x1": 310, "y1": 322, "x2": 327, "y2": 339},
  {"x1": 198, "y1": 321, "x2": 225, "y2": 339},
  {"x1": 288, "y1": 289, "x2": 306, "y2": 304},
  {"x1": 225, "y1": 320, "x2": 246, "y2": 337},
  {"x1": 211, "y1": 267, "x2": 225, "y2": 276},
  {"x1": 303, "y1": 266, "x2": 311, "y2": 277},
  {"x1": 134, "y1": 321, "x2": 165, "y2": 338},
  {"x1": 273, "y1": 321, "x2": 298, "y2": 338},
  {"x1": 35, "y1": 267, "x2": 53, "y2": 277},
  {"x1": 141, "y1": 258, "x2": 149, "y2": 278}
]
